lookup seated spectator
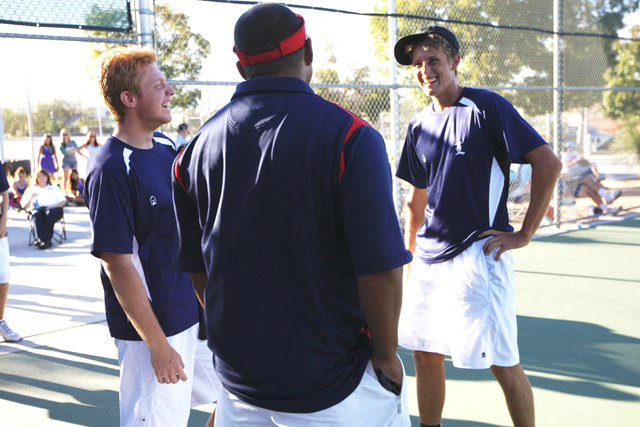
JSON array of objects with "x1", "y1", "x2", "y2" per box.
[
  {"x1": 66, "y1": 169, "x2": 86, "y2": 206},
  {"x1": 562, "y1": 141, "x2": 621, "y2": 214},
  {"x1": 10, "y1": 167, "x2": 29, "y2": 209},
  {"x1": 20, "y1": 169, "x2": 66, "y2": 250},
  {"x1": 175, "y1": 123, "x2": 189, "y2": 150}
]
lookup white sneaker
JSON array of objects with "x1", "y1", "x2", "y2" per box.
[
  {"x1": 0, "y1": 320, "x2": 22, "y2": 342},
  {"x1": 605, "y1": 206, "x2": 622, "y2": 215},
  {"x1": 605, "y1": 190, "x2": 622, "y2": 204}
]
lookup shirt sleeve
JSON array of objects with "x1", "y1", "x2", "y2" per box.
[
  {"x1": 339, "y1": 125, "x2": 412, "y2": 276},
  {"x1": 488, "y1": 94, "x2": 548, "y2": 163},
  {"x1": 395, "y1": 121, "x2": 427, "y2": 189},
  {"x1": 86, "y1": 159, "x2": 135, "y2": 258},
  {"x1": 0, "y1": 163, "x2": 9, "y2": 192},
  {"x1": 172, "y1": 149, "x2": 206, "y2": 273},
  {"x1": 52, "y1": 185, "x2": 67, "y2": 204}
]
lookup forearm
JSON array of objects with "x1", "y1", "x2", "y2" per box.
[
  {"x1": 357, "y1": 267, "x2": 403, "y2": 362},
  {"x1": 102, "y1": 255, "x2": 169, "y2": 351},
  {"x1": 405, "y1": 187, "x2": 427, "y2": 254},
  {"x1": 0, "y1": 191, "x2": 8, "y2": 236},
  {"x1": 189, "y1": 272, "x2": 208, "y2": 307},
  {"x1": 521, "y1": 147, "x2": 562, "y2": 239},
  {"x1": 48, "y1": 201, "x2": 66, "y2": 209}
]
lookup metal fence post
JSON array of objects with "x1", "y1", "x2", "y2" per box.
[
  {"x1": 389, "y1": 0, "x2": 402, "y2": 221},
  {"x1": 137, "y1": 0, "x2": 153, "y2": 49},
  {"x1": 553, "y1": 0, "x2": 563, "y2": 225}
]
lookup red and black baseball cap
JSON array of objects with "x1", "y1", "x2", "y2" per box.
[{"x1": 394, "y1": 25, "x2": 460, "y2": 65}]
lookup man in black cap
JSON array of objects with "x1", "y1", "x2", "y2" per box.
[
  {"x1": 173, "y1": 3, "x2": 412, "y2": 425},
  {"x1": 394, "y1": 26, "x2": 561, "y2": 427}
]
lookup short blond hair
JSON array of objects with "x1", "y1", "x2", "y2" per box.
[
  {"x1": 98, "y1": 47, "x2": 157, "y2": 122},
  {"x1": 405, "y1": 33, "x2": 458, "y2": 62}
]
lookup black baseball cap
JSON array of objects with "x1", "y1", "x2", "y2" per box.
[{"x1": 394, "y1": 25, "x2": 460, "y2": 65}]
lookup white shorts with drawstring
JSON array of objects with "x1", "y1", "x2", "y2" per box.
[{"x1": 398, "y1": 238, "x2": 520, "y2": 369}]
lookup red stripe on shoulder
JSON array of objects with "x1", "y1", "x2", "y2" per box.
[
  {"x1": 174, "y1": 148, "x2": 188, "y2": 194},
  {"x1": 338, "y1": 109, "x2": 370, "y2": 183}
]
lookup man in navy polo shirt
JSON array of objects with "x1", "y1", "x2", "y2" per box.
[
  {"x1": 393, "y1": 26, "x2": 562, "y2": 427},
  {"x1": 173, "y1": 3, "x2": 412, "y2": 425},
  {"x1": 85, "y1": 47, "x2": 218, "y2": 427}
]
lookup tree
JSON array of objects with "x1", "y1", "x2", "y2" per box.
[
  {"x1": 602, "y1": 25, "x2": 640, "y2": 120},
  {"x1": 88, "y1": 3, "x2": 211, "y2": 110},
  {"x1": 2, "y1": 109, "x2": 29, "y2": 137},
  {"x1": 371, "y1": 0, "x2": 639, "y2": 116},
  {"x1": 32, "y1": 99, "x2": 83, "y2": 134}
]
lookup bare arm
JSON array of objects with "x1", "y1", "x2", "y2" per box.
[
  {"x1": 189, "y1": 271, "x2": 208, "y2": 307},
  {"x1": 480, "y1": 144, "x2": 562, "y2": 259},
  {"x1": 357, "y1": 266, "x2": 404, "y2": 385},
  {"x1": 404, "y1": 186, "x2": 428, "y2": 255},
  {"x1": 101, "y1": 251, "x2": 188, "y2": 384},
  {"x1": 0, "y1": 190, "x2": 8, "y2": 238}
]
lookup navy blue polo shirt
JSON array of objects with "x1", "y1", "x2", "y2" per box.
[
  {"x1": 173, "y1": 76, "x2": 412, "y2": 413},
  {"x1": 86, "y1": 134, "x2": 198, "y2": 341},
  {"x1": 0, "y1": 163, "x2": 8, "y2": 193},
  {"x1": 396, "y1": 87, "x2": 547, "y2": 263}
]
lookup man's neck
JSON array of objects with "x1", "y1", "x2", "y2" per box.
[
  {"x1": 113, "y1": 120, "x2": 156, "y2": 149},
  {"x1": 432, "y1": 84, "x2": 464, "y2": 113}
]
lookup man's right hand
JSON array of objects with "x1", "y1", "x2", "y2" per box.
[
  {"x1": 371, "y1": 354, "x2": 403, "y2": 394},
  {"x1": 150, "y1": 342, "x2": 188, "y2": 384}
]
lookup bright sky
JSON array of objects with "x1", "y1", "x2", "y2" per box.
[
  {"x1": 0, "y1": 1, "x2": 637, "y2": 110},
  {"x1": 0, "y1": 0, "x2": 376, "y2": 110}
]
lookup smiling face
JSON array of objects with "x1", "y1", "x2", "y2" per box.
[
  {"x1": 411, "y1": 45, "x2": 460, "y2": 108},
  {"x1": 133, "y1": 63, "x2": 175, "y2": 131}
]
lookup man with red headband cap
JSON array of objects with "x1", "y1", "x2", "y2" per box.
[{"x1": 172, "y1": 3, "x2": 412, "y2": 425}]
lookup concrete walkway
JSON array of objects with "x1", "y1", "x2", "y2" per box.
[{"x1": 1, "y1": 206, "x2": 639, "y2": 426}]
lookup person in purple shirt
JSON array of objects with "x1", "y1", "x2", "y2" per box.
[{"x1": 172, "y1": 3, "x2": 412, "y2": 426}]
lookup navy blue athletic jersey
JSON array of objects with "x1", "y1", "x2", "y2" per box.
[
  {"x1": 0, "y1": 163, "x2": 8, "y2": 193},
  {"x1": 85, "y1": 134, "x2": 198, "y2": 341},
  {"x1": 173, "y1": 77, "x2": 412, "y2": 413},
  {"x1": 396, "y1": 87, "x2": 547, "y2": 264}
]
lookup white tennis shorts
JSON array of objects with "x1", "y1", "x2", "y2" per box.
[
  {"x1": 115, "y1": 323, "x2": 219, "y2": 427},
  {"x1": 191, "y1": 338, "x2": 222, "y2": 407},
  {"x1": 214, "y1": 357, "x2": 410, "y2": 426},
  {"x1": 398, "y1": 238, "x2": 520, "y2": 369},
  {"x1": 0, "y1": 236, "x2": 9, "y2": 283}
]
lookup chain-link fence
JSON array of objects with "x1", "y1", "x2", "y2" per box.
[{"x1": 2, "y1": 0, "x2": 639, "y2": 229}]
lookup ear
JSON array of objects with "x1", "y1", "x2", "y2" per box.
[
  {"x1": 451, "y1": 53, "x2": 461, "y2": 71},
  {"x1": 303, "y1": 38, "x2": 313, "y2": 66},
  {"x1": 236, "y1": 61, "x2": 248, "y2": 81},
  {"x1": 120, "y1": 91, "x2": 136, "y2": 109}
]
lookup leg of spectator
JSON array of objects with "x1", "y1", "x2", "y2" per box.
[{"x1": 33, "y1": 211, "x2": 53, "y2": 243}]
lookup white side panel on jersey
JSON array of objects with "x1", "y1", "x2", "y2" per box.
[
  {"x1": 488, "y1": 157, "x2": 504, "y2": 227},
  {"x1": 130, "y1": 237, "x2": 153, "y2": 302},
  {"x1": 123, "y1": 148, "x2": 132, "y2": 174}
]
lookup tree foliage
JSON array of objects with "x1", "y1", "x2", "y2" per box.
[
  {"x1": 32, "y1": 99, "x2": 84, "y2": 134},
  {"x1": 88, "y1": 3, "x2": 211, "y2": 110},
  {"x1": 371, "y1": 0, "x2": 639, "y2": 116},
  {"x1": 603, "y1": 25, "x2": 640, "y2": 119},
  {"x1": 2, "y1": 109, "x2": 29, "y2": 137},
  {"x1": 313, "y1": 66, "x2": 390, "y2": 124}
]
